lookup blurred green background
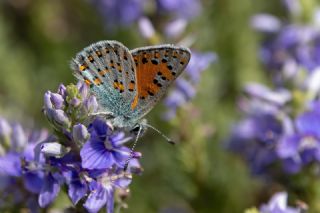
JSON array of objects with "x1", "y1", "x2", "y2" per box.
[{"x1": 0, "y1": 0, "x2": 289, "y2": 212}]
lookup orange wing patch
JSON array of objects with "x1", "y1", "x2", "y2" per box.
[
  {"x1": 98, "y1": 68, "x2": 109, "y2": 77},
  {"x1": 131, "y1": 94, "x2": 139, "y2": 109},
  {"x1": 133, "y1": 53, "x2": 174, "y2": 101},
  {"x1": 80, "y1": 63, "x2": 88, "y2": 71}
]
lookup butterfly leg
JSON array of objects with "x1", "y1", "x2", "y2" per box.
[{"x1": 124, "y1": 124, "x2": 143, "y2": 172}]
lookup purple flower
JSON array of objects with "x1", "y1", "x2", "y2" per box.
[
  {"x1": 228, "y1": 113, "x2": 283, "y2": 175},
  {"x1": 84, "y1": 171, "x2": 132, "y2": 213},
  {"x1": 0, "y1": 152, "x2": 21, "y2": 177},
  {"x1": 260, "y1": 192, "x2": 300, "y2": 213},
  {"x1": 138, "y1": 17, "x2": 156, "y2": 39},
  {"x1": 186, "y1": 51, "x2": 217, "y2": 83},
  {"x1": 81, "y1": 118, "x2": 135, "y2": 170},
  {"x1": 283, "y1": 0, "x2": 301, "y2": 17},
  {"x1": 163, "y1": 79, "x2": 195, "y2": 120},
  {"x1": 156, "y1": 0, "x2": 202, "y2": 19},
  {"x1": 64, "y1": 170, "x2": 88, "y2": 205},
  {"x1": 244, "y1": 83, "x2": 291, "y2": 105},
  {"x1": 93, "y1": 0, "x2": 145, "y2": 28},
  {"x1": 255, "y1": 16, "x2": 320, "y2": 84},
  {"x1": 38, "y1": 172, "x2": 63, "y2": 207},
  {"x1": 251, "y1": 14, "x2": 281, "y2": 33},
  {"x1": 163, "y1": 51, "x2": 216, "y2": 120},
  {"x1": 164, "y1": 18, "x2": 188, "y2": 38},
  {"x1": 0, "y1": 117, "x2": 49, "y2": 211},
  {"x1": 277, "y1": 109, "x2": 320, "y2": 173},
  {"x1": 42, "y1": 82, "x2": 143, "y2": 212}
]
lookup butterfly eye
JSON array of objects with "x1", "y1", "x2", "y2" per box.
[{"x1": 130, "y1": 125, "x2": 140, "y2": 135}]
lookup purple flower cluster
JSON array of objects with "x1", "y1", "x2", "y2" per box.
[
  {"x1": 0, "y1": 118, "x2": 49, "y2": 212},
  {"x1": 228, "y1": 0, "x2": 320, "y2": 178},
  {"x1": 228, "y1": 81, "x2": 320, "y2": 175},
  {"x1": 156, "y1": 0, "x2": 202, "y2": 20},
  {"x1": 92, "y1": 0, "x2": 202, "y2": 28},
  {"x1": 251, "y1": 5, "x2": 320, "y2": 84},
  {"x1": 40, "y1": 82, "x2": 142, "y2": 212},
  {"x1": 93, "y1": 0, "x2": 146, "y2": 27},
  {"x1": 0, "y1": 82, "x2": 142, "y2": 212}
]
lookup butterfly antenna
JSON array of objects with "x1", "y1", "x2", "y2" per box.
[
  {"x1": 124, "y1": 125, "x2": 143, "y2": 171},
  {"x1": 144, "y1": 123, "x2": 176, "y2": 145}
]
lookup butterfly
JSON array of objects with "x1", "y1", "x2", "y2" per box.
[{"x1": 71, "y1": 40, "x2": 191, "y2": 135}]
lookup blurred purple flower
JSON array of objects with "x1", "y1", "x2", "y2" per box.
[
  {"x1": 164, "y1": 18, "x2": 188, "y2": 38},
  {"x1": 244, "y1": 83, "x2": 291, "y2": 107},
  {"x1": 93, "y1": 0, "x2": 145, "y2": 27},
  {"x1": 283, "y1": 0, "x2": 301, "y2": 17},
  {"x1": 277, "y1": 109, "x2": 320, "y2": 173},
  {"x1": 261, "y1": 25, "x2": 320, "y2": 71},
  {"x1": 186, "y1": 51, "x2": 217, "y2": 83},
  {"x1": 0, "y1": 118, "x2": 49, "y2": 211},
  {"x1": 228, "y1": 77, "x2": 320, "y2": 175},
  {"x1": 251, "y1": 14, "x2": 281, "y2": 33},
  {"x1": 254, "y1": 13, "x2": 320, "y2": 85},
  {"x1": 228, "y1": 113, "x2": 283, "y2": 175},
  {"x1": 260, "y1": 192, "x2": 300, "y2": 213},
  {"x1": 38, "y1": 172, "x2": 63, "y2": 207},
  {"x1": 64, "y1": 170, "x2": 88, "y2": 205},
  {"x1": 163, "y1": 51, "x2": 216, "y2": 120},
  {"x1": 138, "y1": 17, "x2": 156, "y2": 39},
  {"x1": 156, "y1": 0, "x2": 202, "y2": 19}
]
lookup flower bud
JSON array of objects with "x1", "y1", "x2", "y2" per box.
[
  {"x1": 84, "y1": 96, "x2": 98, "y2": 113},
  {"x1": 41, "y1": 142, "x2": 68, "y2": 157},
  {"x1": 0, "y1": 118, "x2": 12, "y2": 149},
  {"x1": 72, "y1": 124, "x2": 89, "y2": 145},
  {"x1": 44, "y1": 91, "x2": 53, "y2": 110},
  {"x1": 57, "y1": 84, "x2": 67, "y2": 97},
  {"x1": 77, "y1": 81, "x2": 88, "y2": 98},
  {"x1": 46, "y1": 109, "x2": 71, "y2": 129},
  {"x1": 70, "y1": 97, "x2": 81, "y2": 108},
  {"x1": 11, "y1": 124, "x2": 27, "y2": 152},
  {"x1": 50, "y1": 93, "x2": 64, "y2": 109}
]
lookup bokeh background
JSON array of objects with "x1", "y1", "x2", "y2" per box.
[{"x1": 0, "y1": 0, "x2": 312, "y2": 212}]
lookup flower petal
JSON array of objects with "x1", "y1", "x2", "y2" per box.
[
  {"x1": 39, "y1": 173, "x2": 61, "y2": 207},
  {"x1": 277, "y1": 135, "x2": 300, "y2": 158},
  {"x1": 81, "y1": 141, "x2": 114, "y2": 169},
  {"x1": 84, "y1": 183, "x2": 107, "y2": 213},
  {"x1": 106, "y1": 188, "x2": 114, "y2": 213},
  {"x1": 64, "y1": 170, "x2": 87, "y2": 205},
  {"x1": 296, "y1": 111, "x2": 320, "y2": 137},
  {"x1": 68, "y1": 179, "x2": 87, "y2": 205},
  {"x1": 24, "y1": 171, "x2": 44, "y2": 193},
  {"x1": 0, "y1": 152, "x2": 21, "y2": 176}
]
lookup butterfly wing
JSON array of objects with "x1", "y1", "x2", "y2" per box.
[
  {"x1": 130, "y1": 44, "x2": 191, "y2": 119},
  {"x1": 71, "y1": 40, "x2": 137, "y2": 118}
]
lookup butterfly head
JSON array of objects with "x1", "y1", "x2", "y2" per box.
[{"x1": 129, "y1": 119, "x2": 148, "y2": 136}]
